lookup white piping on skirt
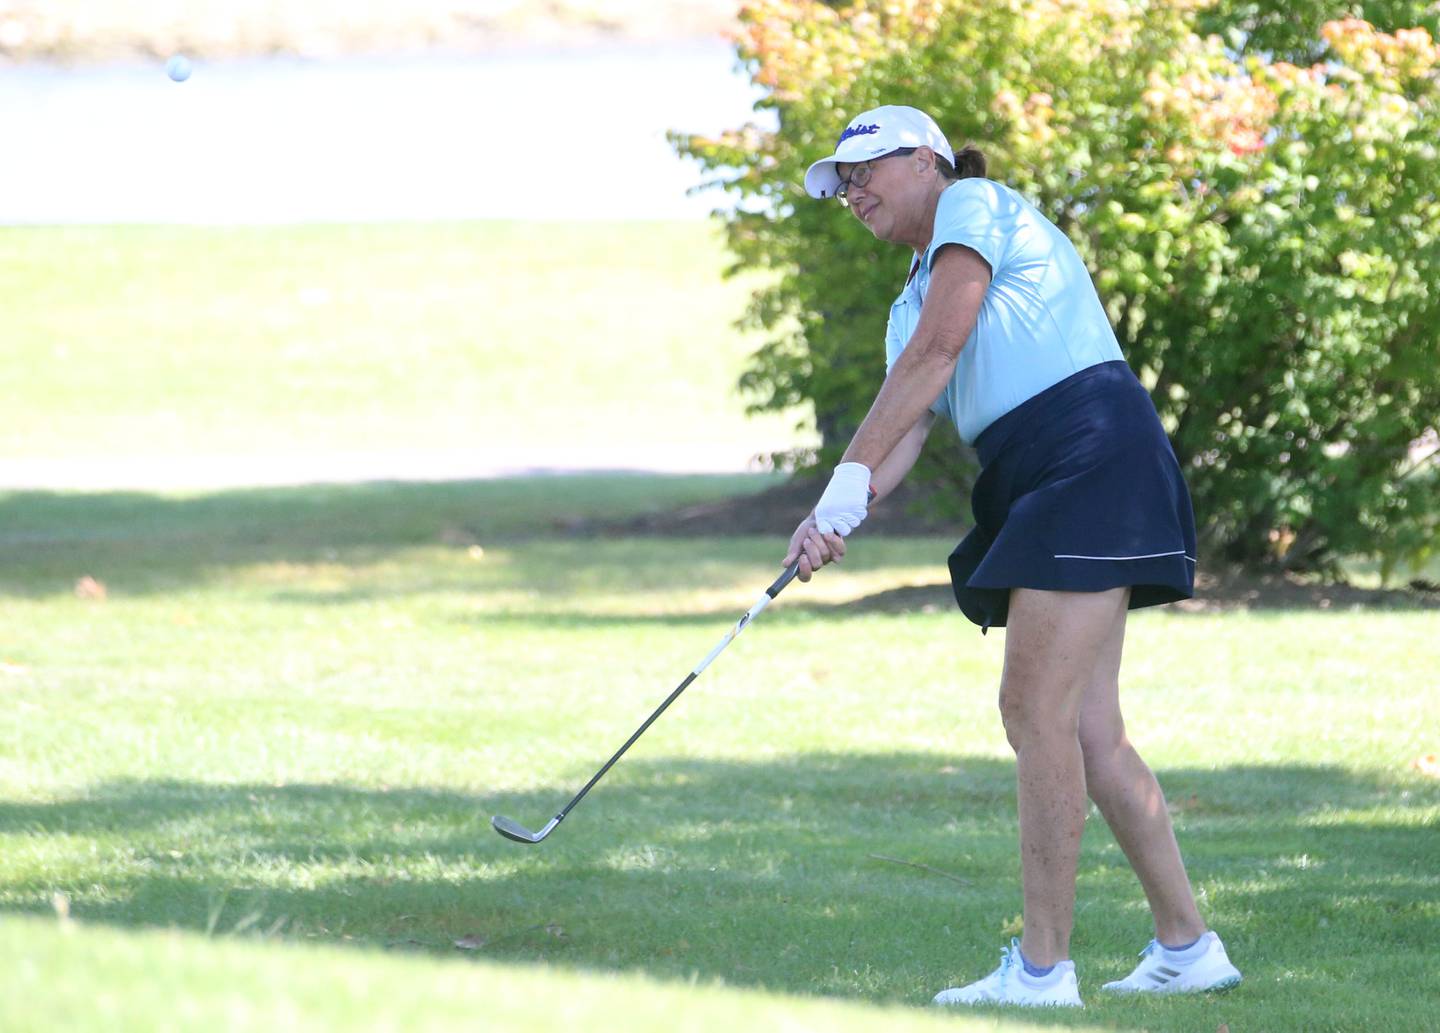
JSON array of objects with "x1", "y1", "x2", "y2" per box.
[{"x1": 1054, "y1": 550, "x2": 1197, "y2": 563}]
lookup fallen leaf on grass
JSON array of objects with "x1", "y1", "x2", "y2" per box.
[
  {"x1": 455, "y1": 922, "x2": 567, "y2": 953},
  {"x1": 1413, "y1": 754, "x2": 1440, "y2": 779},
  {"x1": 1167, "y1": 792, "x2": 1203, "y2": 814}
]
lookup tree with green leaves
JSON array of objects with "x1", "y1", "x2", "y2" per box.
[{"x1": 676, "y1": 0, "x2": 1440, "y2": 578}]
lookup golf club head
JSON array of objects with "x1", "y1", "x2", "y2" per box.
[{"x1": 491, "y1": 813, "x2": 560, "y2": 844}]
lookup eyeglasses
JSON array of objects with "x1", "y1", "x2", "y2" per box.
[{"x1": 836, "y1": 148, "x2": 916, "y2": 207}]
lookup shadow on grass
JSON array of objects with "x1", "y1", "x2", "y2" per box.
[
  {"x1": 5, "y1": 476, "x2": 1438, "y2": 614},
  {"x1": 0, "y1": 474, "x2": 783, "y2": 598},
  {"x1": 1, "y1": 754, "x2": 1436, "y2": 1024},
  {"x1": 810, "y1": 580, "x2": 1440, "y2": 617}
]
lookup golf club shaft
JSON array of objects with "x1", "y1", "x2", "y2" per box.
[{"x1": 544, "y1": 561, "x2": 801, "y2": 830}]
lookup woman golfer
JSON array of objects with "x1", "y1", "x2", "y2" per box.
[{"x1": 783, "y1": 105, "x2": 1242, "y2": 1008}]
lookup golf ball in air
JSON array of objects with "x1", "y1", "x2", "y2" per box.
[{"x1": 166, "y1": 56, "x2": 192, "y2": 82}]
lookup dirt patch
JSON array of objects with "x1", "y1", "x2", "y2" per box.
[
  {"x1": 570, "y1": 476, "x2": 965, "y2": 539},
  {"x1": 572, "y1": 478, "x2": 1440, "y2": 613},
  {"x1": 1176, "y1": 567, "x2": 1440, "y2": 614}
]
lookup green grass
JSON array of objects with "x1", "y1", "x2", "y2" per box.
[
  {"x1": 0, "y1": 222, "x2": 809, "y2": 463},
  {"x1": 1, "y1": 919, "x2": 1058, "y2": 1033},
  {"x1": 3, "y1": 220, "x2": 1436, "y2": 1030},
  {"x1": 1, "y1": 476, "x2": 1437, "y2": 1032}
]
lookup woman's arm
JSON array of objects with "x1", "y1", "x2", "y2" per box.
[
  {"x1": 870, "y1": 410, "x2": 936, "y2": 504},
  {"x1": 842, "y1": 244, "x2": 989, "y2": 470},
  {"x1": 811, "y1": 243, "x2": 988, "y2": 536}
]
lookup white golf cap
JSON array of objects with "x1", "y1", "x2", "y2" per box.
[{"x1": 804, "y1": 105, "x2": 955, "y2": 199}]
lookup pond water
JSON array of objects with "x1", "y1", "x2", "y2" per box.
[{"x1": 0, "y1": 41, "x2": 773, "y2": 223}]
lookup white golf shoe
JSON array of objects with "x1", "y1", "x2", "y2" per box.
[
  {"x1": 1101, "y1": 931, "x2": 1242, "y2": 994},
  {"x1": 932, "y1": 939, "x2": 1083, "y2": 1008}
]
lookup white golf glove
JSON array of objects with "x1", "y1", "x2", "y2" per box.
[{"x1": 814, "y1": 462, "x2": 873, "y2": 536}]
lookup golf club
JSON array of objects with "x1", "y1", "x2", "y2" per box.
[{"x1": 492, "y1": 560, "x2": 802, "y2": 845}]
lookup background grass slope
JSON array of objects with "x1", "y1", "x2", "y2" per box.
[{"x1": 1, "y1": 222, "x2": 807, "y2": 465}]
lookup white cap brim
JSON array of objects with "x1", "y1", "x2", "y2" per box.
[
  {"x1": 804, "y1": 136, "x2": 908, "y2": 199},
  {"x1": 804, "y1": 158, "x2": 842, "y2": 199}
]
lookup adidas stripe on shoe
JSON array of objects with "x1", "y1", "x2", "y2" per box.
[{"x1": 1101, "y1": 931, "x2": 1242, "y2": 994}]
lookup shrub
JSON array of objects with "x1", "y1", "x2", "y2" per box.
[{"x1": 676, "y1": 0, "x2": 1440, "y2": 577}]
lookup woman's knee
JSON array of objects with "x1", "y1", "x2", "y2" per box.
[
  {"x1": 1080, "y1": 725, "x2": 1142, "y2": 797},
  {"x1": 1078, "y1": 694, "x2": 1127, "y2": 758},
  {"x1": 998, "y1": 678, "x2": 1081, "y2": 750}
]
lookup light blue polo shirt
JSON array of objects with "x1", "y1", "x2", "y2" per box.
[{"x1": 885, "y1": 178, "x2": 1123, "y2": 444}]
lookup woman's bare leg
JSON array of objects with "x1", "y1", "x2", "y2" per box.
[
  {"x1": 1000, "y1": 586, "x2": 1130, "y2": 966},
  {"x1": 1076, "y1": 602, "x2": 1206, "y2": 945}
]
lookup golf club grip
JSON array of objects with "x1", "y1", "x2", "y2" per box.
[
  {"x1": 774, "y1": 485, "x2": 874, "y2": 593},
  {"x1": 767, "y1": 561, "x2": 802, "y2": 598}
]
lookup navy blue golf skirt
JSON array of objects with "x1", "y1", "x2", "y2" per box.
[{"x1": 948, "y1": 360, "x2": 1196, "y2": 630}]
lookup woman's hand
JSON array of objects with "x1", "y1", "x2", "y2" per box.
[{"x1": 782, "y1": 515, "x2": 847, "y2": 583}]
